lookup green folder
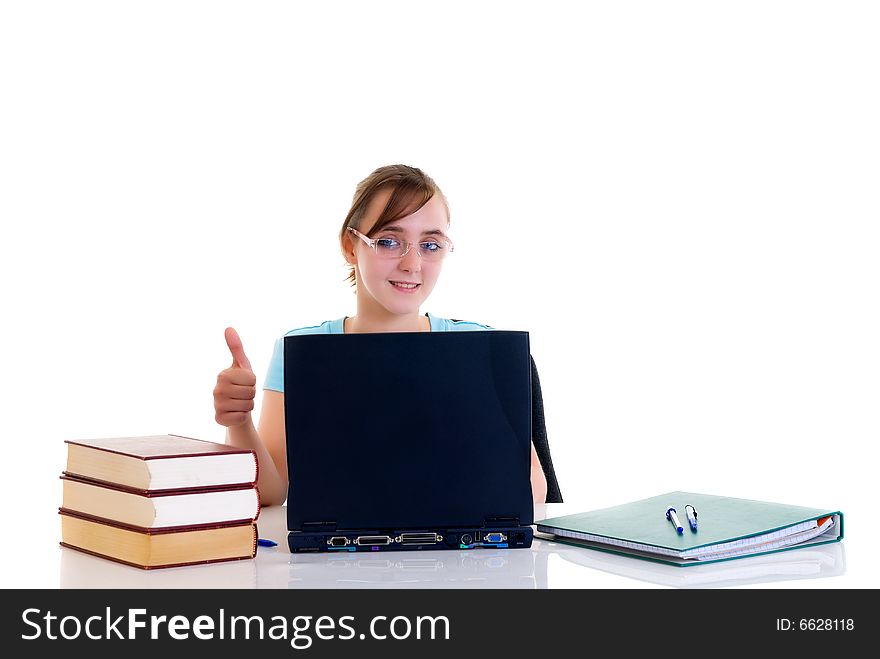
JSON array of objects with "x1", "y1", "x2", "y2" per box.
[{"x1": 535, "y1": 491, "x2": 844, "y2": 567}]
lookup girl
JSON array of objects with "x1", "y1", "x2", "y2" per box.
[{"x1": 213, "y1": 164, "x2": 548, "y2": 505}]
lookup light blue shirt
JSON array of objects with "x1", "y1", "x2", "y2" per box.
[{"x1": 263, "y1": 312, "x2": 492, "y2": 392}]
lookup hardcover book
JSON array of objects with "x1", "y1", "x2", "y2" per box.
[
  {"x1": 60, "y1": 474, "x2": 260, "y2": 530},
  {"x1": 59, "y1": 509, "x2": 258, "y2": 569},
  {"x1": 63, "y1": 434, "x2": 258, "y2": 491}
]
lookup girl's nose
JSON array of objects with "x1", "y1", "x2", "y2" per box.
[{"x1": 398, "y1": 245, "x2": 422, "y2": 272}]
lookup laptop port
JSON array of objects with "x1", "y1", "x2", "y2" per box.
[
  {"x1": 327, "y1": 536, "x2": 350, "y2": 547},
  {"x1": 354, "y1": 535, "x2": 393, "y2": 546},
  {"x1": 483, "y1": 532, "x2": 507, "y2": 543},
  {"x1": 396, "y1": 533, "x2": 443, "y2": 545},
  {"x1": 460, "y1": 533, "x2": 474, "y2": 545}
]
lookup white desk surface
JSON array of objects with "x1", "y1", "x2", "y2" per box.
[{"x1": 54, "y1": 503, "x2": 849, "y2": 590}]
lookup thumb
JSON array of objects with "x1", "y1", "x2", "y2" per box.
[{"x1": 224, "y1": 327, "x2": 253, "y2": 371}]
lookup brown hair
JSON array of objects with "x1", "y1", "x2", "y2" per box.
[{"x1": 340, "y1": 164, "x2": 450, "y2": 288}]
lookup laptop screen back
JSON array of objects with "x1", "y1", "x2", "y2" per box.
[{"x1": 284, "y1": 330, "x2": 534, "y2": 531}]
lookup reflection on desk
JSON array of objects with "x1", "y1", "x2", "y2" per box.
[
  {"x1": 285, "y1": 548, "x2": 541, "y2": 589},
  {"x1": 60, "y1": 547, "x2": 258, "y2": 589},
  {"x1": 535, "y1": 534, "x2": 846, "y2": 589}
]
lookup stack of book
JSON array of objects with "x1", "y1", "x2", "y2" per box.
[{"x1": 59, "y1": 434, "x2": 261, "y2": 569}]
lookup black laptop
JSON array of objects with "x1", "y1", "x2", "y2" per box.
[{"x1": 283, "y1": 330, "x2": 534, "y2": 552}]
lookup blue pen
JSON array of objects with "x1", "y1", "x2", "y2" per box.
[
  {"x1": 665, "y1": 506, "x2": 683, "y2": 534},
  {"x1": 685, "y1": 504, "x2": 698, "y2": 532},
  {"x1": 258, "y1": 538, "x2": 278, "y2": 547}
]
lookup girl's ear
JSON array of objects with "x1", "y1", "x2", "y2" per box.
[{"x1": 342, "y1": 233, "x2": 357, "y2": 265}]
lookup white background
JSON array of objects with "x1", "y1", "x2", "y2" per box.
[{"x1": 1, "y1": 1, "x2": 877, "y2": 587}]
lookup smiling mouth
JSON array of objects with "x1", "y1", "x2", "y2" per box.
[{"x1": 389, "y1": 280, "x2": 421, "y2": 291}]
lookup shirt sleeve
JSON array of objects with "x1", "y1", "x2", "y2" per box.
[{"x1": 263, "y1": 336, "x2": 285, "y2": 392}]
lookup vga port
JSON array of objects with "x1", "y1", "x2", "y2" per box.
[
  {"x1": 327, "y1": 536, "x2": 350, "y2": 547},
  {"x1": 483, "y1": 532, "x2": 507, "y2": 543}
]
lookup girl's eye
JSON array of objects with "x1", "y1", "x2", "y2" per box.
[
  {"x1": 376, "y1": 238, "x2": 400, "y2": 249},
  {"x1": 420, "y1": 241, "x2": 442, "y2": 252}
]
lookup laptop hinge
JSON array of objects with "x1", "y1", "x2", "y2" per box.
[
  {"x1": 302, "y1": 521, "x2": 337, "y2": 531},
  {"x1": 484, "y1": 515, "x2": 520, "y2": 527}
]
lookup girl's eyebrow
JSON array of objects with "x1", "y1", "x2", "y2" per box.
[{"x1": 381, "y1": 224, "x2": 448, "y2": 238}]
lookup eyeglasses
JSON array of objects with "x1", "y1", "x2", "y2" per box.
[{"x1": 348, "y1": 227, "x2": 454, "y2": 262}]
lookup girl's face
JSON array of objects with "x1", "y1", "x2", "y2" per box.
[{"x1": 348, "y1": 191, "x2": 450, "y2": 317}]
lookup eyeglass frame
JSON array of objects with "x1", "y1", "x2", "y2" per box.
[{"x1": 347, "y1": 227, "x2": 455, "y2": 260}]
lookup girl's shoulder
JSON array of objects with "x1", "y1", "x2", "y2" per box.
[
  {"x1": 283, "y1": 317, "x2": 345, "y2": 336},
  {"x1": 427, "y1": 313, "x2": 493, "y2": 332}
]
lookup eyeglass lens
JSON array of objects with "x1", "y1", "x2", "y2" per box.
[{"x1": 373, "y1": 237, "x2": 450, "y2": 260}]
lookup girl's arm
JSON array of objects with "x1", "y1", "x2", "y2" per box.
[
  {"x1": 255, "y1": 390, "x2": 289, "y2": 504},
  {"x1": 226, "y1": 391, "x2": 288, "y2": 506},
  {"x1": 530, "y1": 442, "x2": 548, "y2": 503}
]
